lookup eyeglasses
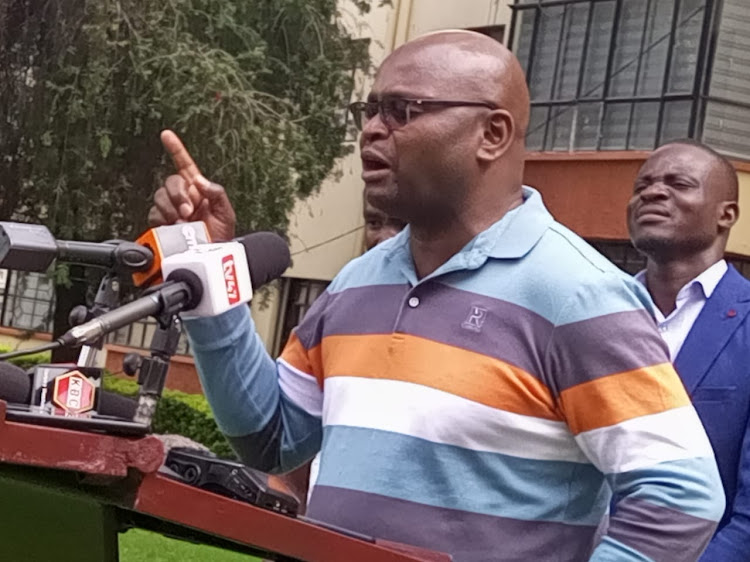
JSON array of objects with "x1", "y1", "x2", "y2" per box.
[{"x1": 348, "y1": 97, "x2": 498, "y2": 131}]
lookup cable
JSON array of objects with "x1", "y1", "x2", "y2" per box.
[
  {"x1": 290, "y1": 225, "x2": 364, "y2": 256},
  {"x1": 0, "y1": 341, "x2": 62, "y2": 361}
]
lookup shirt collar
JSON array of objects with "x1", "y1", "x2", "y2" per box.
[
  {"x1": 457, "y1": 185, "x2": 554, "y2": 260},
  {"x1": 382, "y1": 186, "x2": 554, "y2": 267},
  {"x1": 635, "y1": 259, "x2": 728, "y2": 299}
]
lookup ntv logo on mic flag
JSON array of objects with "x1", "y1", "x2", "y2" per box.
[{"x1": 222, "y1": 255, "x2": 241, "y2": 305}]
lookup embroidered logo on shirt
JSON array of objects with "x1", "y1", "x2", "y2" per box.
[{"x1": 462, "y1": 306, "x2": 488, "y2": 332}]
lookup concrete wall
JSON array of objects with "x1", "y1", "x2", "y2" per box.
[
  {"x1": 397, "y1": 0, "x2": 511, "y2": 44},
  {"x1": 525, "y1": 153, "x2": 750, "y2": 258},
  {"x1": 729, "y1": 170, "x2": 750, "y2": 256}
]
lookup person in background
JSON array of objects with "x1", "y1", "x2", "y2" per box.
[
  {"x1": 628, "y1": 139, "x2": 750, "y2": 561},
  {"x1": 364, "y1": 198, "x2": 407, "y2": 251},
  {"x1": 149, "y1": 31, "x2": 724, "y2": 561}
]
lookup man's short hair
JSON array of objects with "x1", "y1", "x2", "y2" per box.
[{"x1": 660, "y1": 139, "x2": 738, "y2": 202}]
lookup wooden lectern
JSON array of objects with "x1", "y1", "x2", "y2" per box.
[{"x1": 0, "y1": 400, "x2": 452, "y2": 562}]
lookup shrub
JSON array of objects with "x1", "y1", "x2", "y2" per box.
[
  {"x1": 103, "y1": 375, "x2": 234, "y2": 458},
  {"x1": 0, "y1": 345, "x2": 52, "y2": 371}
]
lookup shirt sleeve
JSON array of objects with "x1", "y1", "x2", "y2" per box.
[
  {"x1": 699, "y1": 409, "x2": 750, "y2": 561},
  {"x1": 183, "y1": 294, "x2": 328, "y2": 473},
  {"x1": 544, "y1": 273, "x2": 725, "y2": 562}
]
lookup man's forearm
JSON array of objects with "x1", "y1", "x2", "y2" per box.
[
  {"x1": 591, "y1": 457, "x2": 724, "y2": 561},
  {"x1": 185, "y1": 306, "x2": 322, "y2": 471}
]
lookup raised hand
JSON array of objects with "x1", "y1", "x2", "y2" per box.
[{"x1": 148, "y1": 130, "x2": 236, "y2": 241}]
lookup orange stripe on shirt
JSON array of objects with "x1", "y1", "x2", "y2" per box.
[
  {"x1": 321, "y1": 333, "x2": 560, "y2": 421},
  {"x1": 280, "y1": 333, "x2": 324, "y2": 388},
  {"x1": 559, "y1": 362, "x2": 690, "y2": 434}
]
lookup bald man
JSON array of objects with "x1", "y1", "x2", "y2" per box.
[
  {"x1": 628, "y1": 140, "x2": 750, "y2": 561},
  {"x1": 149, "y1": 32, "x2": 723, "y2": 561}
]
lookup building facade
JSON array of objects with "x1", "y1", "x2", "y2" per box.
[
  {"x1": 6, "y1": 0, "x2": 750, "y2": 393},
  {"x1": 514, "y1": 0, "x2": 750, "y2": 266}
]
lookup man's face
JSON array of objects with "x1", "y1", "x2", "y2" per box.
[
  {"x1": 363, "y1": 200, "x2": 406, "y2": 250},
  {"x1": 627, "y1": 145, "x2": 725, "y2": 258},
  {"x1": 358, "y1": 46, "x2": 487, "y2": 223}
]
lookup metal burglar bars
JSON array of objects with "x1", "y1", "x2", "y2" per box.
[
  {"x1": 589, "y1": 240, "x2": 750, "y2": 281},
  {"x1": 0, "y1": 268, "x2": 192, "y2": 355},
  {"x1": 510, "y1": 0, "x2": 717, "y2": 152},
  {"x1": 701, "y1": 0, "x2": 750, "y2": 159}
]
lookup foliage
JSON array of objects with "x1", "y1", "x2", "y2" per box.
[
  {"x1": 0, "y1": 0, "x2": 373, "y2": 241},
  {"x1": 103, "y1": 375, "x2": 234, "y2": 457},
  {"x1": 0, "y1": 345, "x2": 52, "y2": 371}
]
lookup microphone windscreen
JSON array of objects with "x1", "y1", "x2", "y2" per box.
[
  {"x1": 0, "y1": 361, "x2": 32, "y2": 404},
  {"x1": 96, "y1": 390, "x2": 137, "y2": 419},
  {"x1": 239, "y1": 232, "x2": 291, "y2": 289}
]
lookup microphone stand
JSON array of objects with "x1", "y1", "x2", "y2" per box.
[
  {"x1": 126, "y1": 310, "x2": 182, "y2": 428},
  {"x1": 75, "y1": 272, "x2": 122, "y2": 370},
  {"x1": 72, "y1": 240, "x2": 154, "y2": 369}
]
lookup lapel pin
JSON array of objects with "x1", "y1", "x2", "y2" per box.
[{"x1": 728, "y1": 309, "x2": 738, "y2": 318}]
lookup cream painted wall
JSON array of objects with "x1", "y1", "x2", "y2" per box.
[
  {"x1": 250, "y1": 283, "x2": 282, "y2": 353},
  {"x1": 400, "y1": 0, "x2": 511, "y2": 42},
  {"x1": 284, "y1": 0, "x2": 514, "y2": 282},
  {"x1": 283, "y1": 2, "x2": 397, "y2": 281},
  {"x1": 727, "y1": 170, "x2": 750, "y2": 257}
]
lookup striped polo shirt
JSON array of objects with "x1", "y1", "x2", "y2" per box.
[{"x1": 186, "y1": 187, "x2": 724, "y2": 562}]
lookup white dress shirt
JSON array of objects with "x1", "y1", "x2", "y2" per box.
[{"x1": 635, "y1": 260, "x2": 727, "y2": 361}]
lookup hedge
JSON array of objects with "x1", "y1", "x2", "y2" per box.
[
  {"x1": 103, "y1": 375, "x2": 234, "y2": 458},
  {"x1": 0, "y1": 346, "x2": 52, "y2": 371},
  {"x1": 0, "y1": 345, "x2": 233, "y2": 458}
]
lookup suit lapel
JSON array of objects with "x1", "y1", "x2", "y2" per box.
[{"x1": 674, "y1": 267, "x2": 750, "y2": 394}]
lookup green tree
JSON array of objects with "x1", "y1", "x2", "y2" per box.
[{"x1": 0, "y1": 0, "x2": 375, "y2": 356}]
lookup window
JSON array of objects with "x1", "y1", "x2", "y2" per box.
[
  {"x1": 467, "y1": 25, "x2": 506, "y2": 45},
  {"x1": 0, "y1": 270, "x2": 55, "y2": 332},
  {"x1": 701, "y1": 0, "x2": 750, "y2": 159},
  {"x1": 273, "y1": 278, "x2": 328, "y2": 356},
  {"x1": 107, "y1": 318, "x2": 192, "y2": 356},
  {"x1": 511, "y1": 0, "x2": 711, "y2": 152},
  {"x1": 592, "y1": 242, "x2": 750, "y2": 282},
  {"x1": 588, "y1": 240, "x2": 646, "y2": 275},
  {"x1": 727, "y1": 256, "x2": 750, "y2": 280},
  {"x1": 0, "y1": 268, "x2": 191, "y2": 354}
]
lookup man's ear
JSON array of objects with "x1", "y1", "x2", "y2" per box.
[
  {"x1": 477, "y1": 109, "x2": 515, "y2": 163},
  {"x1": 718, "y1": 200, "x2": 739, "y2": 231}
]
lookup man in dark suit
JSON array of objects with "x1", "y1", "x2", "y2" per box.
[{"x1": 628, "y1": 139, "x2": 750, "y2": 561}]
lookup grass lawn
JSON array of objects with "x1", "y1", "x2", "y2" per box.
[{"x1": 120, "y1": 528, "x2": 262, "y2": 561}]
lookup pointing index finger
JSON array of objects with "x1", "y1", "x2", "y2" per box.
[{"x1": 160, "y1": 129, "x2": 206, "y2": 187}]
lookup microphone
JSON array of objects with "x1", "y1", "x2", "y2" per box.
[
  {"x1": 57, "y1": 273, "x2": 202, "y2": 347},
  {"x1": 0, "y1": 222, "x2": 154, "y2": 273},
  {"x1": 0, "y1": 362, "x2": 137, "y2": 419},
  {"x1": 240, "y1": 231, "x2": 293, "y2": 289},
  {"x1": 0, "y1": 362, "x2": 31, "y2": 404},
  {"x1": 57, "y1": 232, "x2": 291, "y2": 347},
  {"x1": 132, "y1": 222, "x2": 211, "y2": 287}
]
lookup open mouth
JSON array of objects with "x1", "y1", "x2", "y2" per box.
[
  {"x1": 361, "y1": 151, "x2": 390, "y2": 172},
  {"x1": 361, "y1": 150, "x2": 391, "y2": 182},
  {"x1": 362, "y1": 159, "x2": 389, "y2": 173}
]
